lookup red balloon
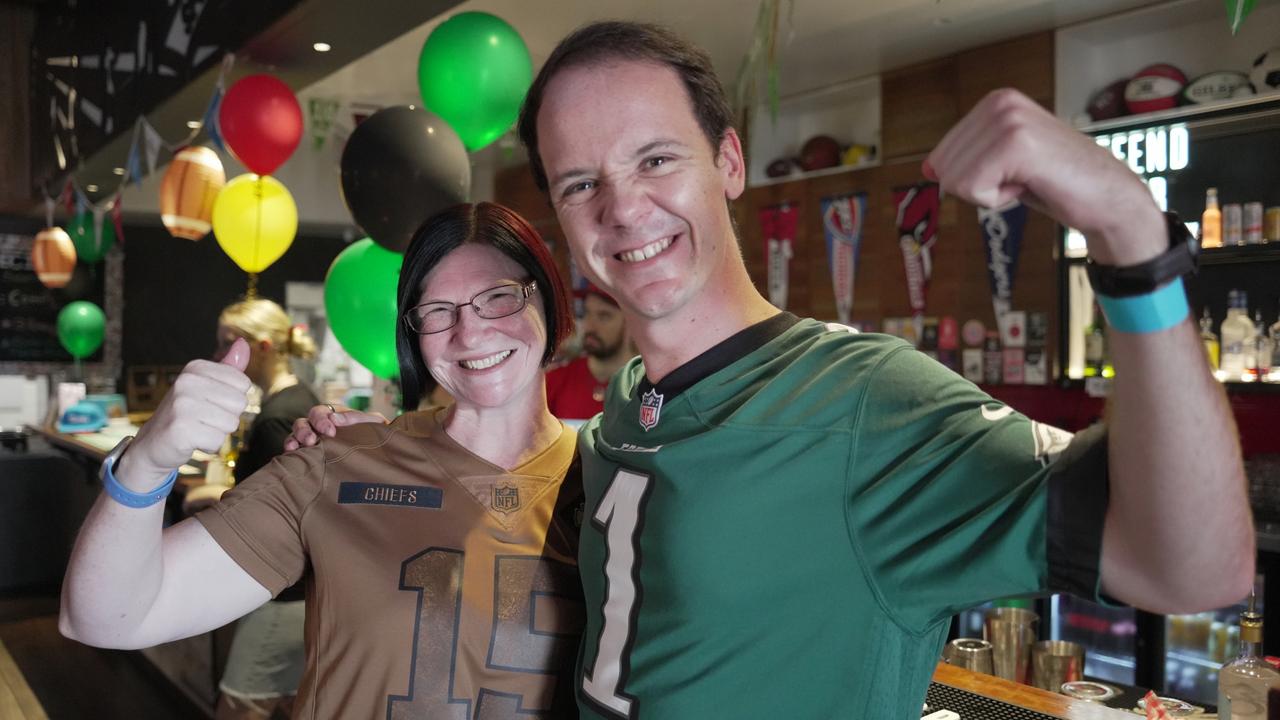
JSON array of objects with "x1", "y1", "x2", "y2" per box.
[{"x1": 218, "y1": 74, "x2": 303, "y2": 176}]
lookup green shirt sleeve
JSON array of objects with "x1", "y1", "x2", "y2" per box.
[{"x1": 846, "y1": 345, "x2": 1108, "y2": 633}]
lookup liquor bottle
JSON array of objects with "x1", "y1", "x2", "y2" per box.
[
  {"x1": 1269, "y1": 314, "x2": 1280, "y2": 383},
  {"x1": 1084, "y1": 303, "x2": 1106, "y2": 378},
  {"x1": 1222, "y1": 290, "x2": 1256, "y2": 381},
  {"x1": 1254, "y1": 311, "x2": 1274, "y2": 383},
  {"x1": 1201, "y1": 308, "x2": 1221, "y2": 371},
  {"x1": 1218, "y1": 593, "x2": 1279, "y2": 720},
  {"x1": 1203, "y1": 188, "x2": 1223, "y2": 248}
]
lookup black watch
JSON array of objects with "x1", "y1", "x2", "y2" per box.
[{"x1": 1084, "y1": 211, "x2": 1199, "y2": 298}]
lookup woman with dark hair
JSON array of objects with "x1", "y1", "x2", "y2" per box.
[{"x1": 60, "y1": 202, "x2": 585, "y2": 719}]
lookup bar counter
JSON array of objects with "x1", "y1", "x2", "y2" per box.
[{"x1": 931, "y1": 662, "x2": 1132, "y2": 718}]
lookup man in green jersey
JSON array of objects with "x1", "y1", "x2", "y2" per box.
[{"x1": 510, "y1": 20, "x2": 1254, "y2": 719}]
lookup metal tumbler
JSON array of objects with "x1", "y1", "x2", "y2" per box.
[
  {"x1": 1030, "y1": 640, "x2": 1086, "y2": 692},
  {"x1": 983, "y1": 606, "x2": 1039, "y2": 683},
  {"x1": 942, "y1": 638, "x2": 995, "y2": 675}
]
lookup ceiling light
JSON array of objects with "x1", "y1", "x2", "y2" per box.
[
  {"x1": 86, "y1": 184, "x2": 99, "y2": 192},
  {"x1": 187, "y1": 120, "x2": 201, "y2": 129},
  {"x1": 313, "y1": 42, "x2": 331, "y2": 53},
  {"x1": 112, "y1": 167, "x2": 125, "y2": 176}
]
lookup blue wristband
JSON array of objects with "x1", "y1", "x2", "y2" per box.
[
  {"x1": 103, "y1": 455, "x2": 178, "y2": 508},
  {"x1": 1097, "y1": 276, "x2": 1190, "y2": 334}
]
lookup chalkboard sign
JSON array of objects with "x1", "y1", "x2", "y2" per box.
[{"x1": 0, "y1": 233, "x2": 106, "y2": 362}]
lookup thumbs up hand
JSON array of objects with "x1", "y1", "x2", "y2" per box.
[{"x1": 121, "y1": 338, "x2": 255, "y2": 489}]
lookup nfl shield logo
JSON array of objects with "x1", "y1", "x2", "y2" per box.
[
  {"x1": 493, "y1": 485, "x2": 520, "y2": 512},
  {"x1": 639, "y1": 389, "x2": 663, "y2": 431}
]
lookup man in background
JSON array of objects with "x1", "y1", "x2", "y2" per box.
[{"x1": 546, "y1": 284, "x2": 630, "y2": 420}]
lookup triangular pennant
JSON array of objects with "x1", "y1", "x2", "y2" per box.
[
  {"x1": 141, "y1": 120, "x2": 164, "y2": 174},
  {"x1": 126, "y1": 131, "x2": 144, "y2": 187},
  {"x1": 205, "y1": 90, "x2": 226, "y2": 152},
  {"x1": 110, "y1": 196, "x2": 126, "y2": 247},
  {"x1": 92, "y1": 206, "x2": 107, "y2": 256},
  {"x1": 1226, "y1": 0, "x2": 1256, "y2": 34}
]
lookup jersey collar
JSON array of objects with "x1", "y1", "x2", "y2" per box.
[{"x1": 635, "y1": 312, "x2": 800, "y2": 403}]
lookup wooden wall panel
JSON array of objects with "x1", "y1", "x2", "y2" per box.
[
  {"x1": 740, "y1": 30, "x2": 1060, "y2": 368},
  {"x1": 881, "y1": 57, "x2": 958, "y2": 161}
]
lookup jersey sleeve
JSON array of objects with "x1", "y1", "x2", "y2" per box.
[
  {"x1": 195, "y1": 445, "x2": 325, "y2": 597},
  {"x1": 845, "y1": 345, "x2": 1109, "y2": 632}
]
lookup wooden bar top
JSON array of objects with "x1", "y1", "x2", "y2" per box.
[{"x1": 932, "y1": 662, "x2": 1133, "y2": 718}]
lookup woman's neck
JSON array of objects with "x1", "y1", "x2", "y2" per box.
[
  {"x1": 441, "y1": 384, "x2": 562, "y2": 470},
  {"x1": 260, "y1": 364, "x2": 297, "y2": 399}
]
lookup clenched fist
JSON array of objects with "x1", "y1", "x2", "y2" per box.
[
  {"x1": 924, "y1": 88, "x2": 1166, "y2": 267},
  {"x1": 117, "y1": 338, "x2": 254, "y2": 490}
]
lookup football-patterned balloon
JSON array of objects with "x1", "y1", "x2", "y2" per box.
[
  {"x1": 159, "y1": 145, "x2": 226, "y2": 241},
  {"x1": 1252, "y1": 47, "x2": 1280, "y2": 95},
  {"x1": 1125, "y1": 64, "x2": 1187, "y2": 114},
  {"x1": 31, "y1": 227, "x2": 76, "y2": 288},
  {"x1": 1182, "y1": 71, "x2": 1254, "y2": 104}
]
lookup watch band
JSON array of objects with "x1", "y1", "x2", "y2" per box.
[
  {"x1": 101, "y1": 437, "x2": 179, "y2": 508},
  {"x1": 1084, "y1": 212, "x2": 1198, "y2": 298}
]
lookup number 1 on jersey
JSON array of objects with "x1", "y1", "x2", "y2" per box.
[{"x1": 581, "y1": 468, "x2": 653, "y2": 718}]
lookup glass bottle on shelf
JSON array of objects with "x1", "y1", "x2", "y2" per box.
[
  {"x1": 1084, "y1": 303, "x2": 1107, "y2": 378},
  {"x1": 1202, "y1": 188, "x2": 1223, "y2": 249},
  {"x1": 1269, "y1": 313, "x2": 1280, "y2": 383},
  {"x1": 1218, "y1": 592, "x2": 1278, "y2": 720},
  {"x1": 1201, "y1": 308, "x2": 1220, "y2": 371},
  {"x1": 1221, "y1": 290, "x2": 1255, "y2": 381},
  {"x1": 1254, "y1": 310, "x2": 1274, "y2": 383}
]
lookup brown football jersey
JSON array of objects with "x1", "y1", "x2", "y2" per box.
[{"x1": 196, "y1": 409, "x2": 585, "y2": 719}]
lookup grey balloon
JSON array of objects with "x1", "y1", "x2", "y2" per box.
[{"x1": 339, "y1": 105, "x2": 471, "y2": 253}]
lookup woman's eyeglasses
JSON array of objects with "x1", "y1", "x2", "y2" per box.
[{"x1": 403, "y1": 280, "x2": 537, "y2": 335}]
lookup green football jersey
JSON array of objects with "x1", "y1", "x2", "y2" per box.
[{"x1": 574, "y1": 315, "x2": 1107, "y2": 719}]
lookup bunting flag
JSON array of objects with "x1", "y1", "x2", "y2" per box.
[
  {"x1": 201, "y1": 87, "x2": 226, "y2": 152},
  {"x1": 125, "y1": 130, "x2": 144, "y2": 187},
  {"x1": 820, "y1": 192, "x2": 866, "y2": 325},
  {"x1": 110, "y1": 196, "x2": 125, "y2": 247},
  {"x1": 62, "y1": 179, "x2": 75, "y2": 216},
  {"x1": 977, "y1": 202, "x2": 1028, "y2": 335},
  {"x1": 92, "y1": 206, "x2": 108, "y2": 258},
  {"x1": 894, "y1": 182, "x2": 942, "y2": 336},
  {"x1": 758, "y1": 202, "x2": 798, "y2": 309},
  {"x1": 141, "y1": 119, "x2": 164, "y2": 174}
]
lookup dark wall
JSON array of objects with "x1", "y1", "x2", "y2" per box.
[{"x1": 121, "y1": 219, "x2": 347, "y2": 366}]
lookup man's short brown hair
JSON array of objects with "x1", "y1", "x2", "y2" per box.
[{"x1": 516, "y1": 21, "x2": 734, "y2": 194}]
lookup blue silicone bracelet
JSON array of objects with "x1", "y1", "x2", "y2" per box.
[
  {"x1": 103, "y1": 456, "x2": 178, "y2": 508},
  {"x1": 1097, "y1": 277, "x2": 1190, "y2": 334}
]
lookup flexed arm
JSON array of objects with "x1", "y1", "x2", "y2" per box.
[
  {"x1": 925, "y1": 89, "x2": 1253, "y2": 613},
  {"x1": 60, "y1": 339, "x2": 271, "y2": 649}
]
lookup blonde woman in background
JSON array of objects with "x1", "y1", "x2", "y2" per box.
[{"x1": 212, "y1": 298, "x2": 319, "y2": 720}]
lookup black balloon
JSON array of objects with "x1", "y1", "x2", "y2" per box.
[{"x1": 340, "y1": 106, "x2": 471, "y2": 253}]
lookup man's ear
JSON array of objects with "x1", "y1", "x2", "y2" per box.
[{"x1": 716, "y1": 128, "x2": 746, "y2": 201}]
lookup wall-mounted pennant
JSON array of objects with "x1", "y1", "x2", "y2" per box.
[
  {"x1": 893, "y1": 182, "x2": 941, "y2": 336},
  {"x1": 758, "y1": 202, "x2": 798, "y2": 309},
  {"x1": 820, "y1": 192, "x2": 866, "y2": 325},
  {"x1": 978, "y1": 201, "x2": 1028, "y2": 338}
]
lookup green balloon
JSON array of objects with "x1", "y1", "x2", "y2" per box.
[
  {"x1": 66, "y1": 212, "x2": 117, "y2": 264},
  {"x1": 57, "y1": 301, "x2": 106, "y2": 359},
  {"x1": 417, "y1": 12, "x2": 532, "y2": 152},
  {"x1": 324, "y1": 238, "x2": 403, "y2": 379}
]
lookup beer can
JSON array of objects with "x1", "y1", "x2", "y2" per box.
[
  {"x1": 1224, "y1": 203, "x2": 1243, "y2": 246},
  {"x1": 1265, "y1": 207, "x2": 1280, "y2": 243},
  {"x1": 1245, "y1": 202, "x2": 1264, "y2": 245}
]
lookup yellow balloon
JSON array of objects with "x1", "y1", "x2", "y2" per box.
[{"x1": 212, "y1": 174, "x2": 298, "y2": 273}]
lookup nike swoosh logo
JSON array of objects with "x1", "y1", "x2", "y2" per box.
[{"x1": 981, "y1": 404, "x2": 1014, "y2": 421}]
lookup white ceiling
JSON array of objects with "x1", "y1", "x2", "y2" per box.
[{"x1": 304, "y1": 0, "x2": 1168, "y2": 106}]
